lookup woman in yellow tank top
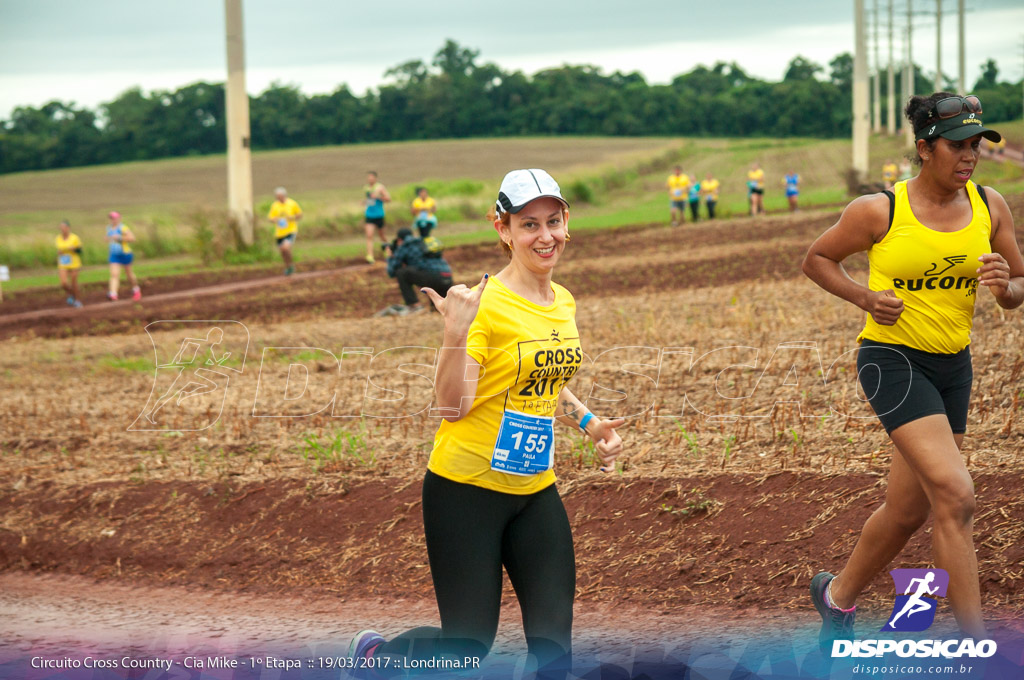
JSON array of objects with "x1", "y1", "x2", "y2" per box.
[
  {"x1": 347, "y1": 169, "x2": 624, "y2": 677},
  {"x1": 802, "y1": 93, "x2": 1024, "y2": 647}
]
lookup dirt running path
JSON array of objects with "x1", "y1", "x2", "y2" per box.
[{"x1": 3, "y1": 573, "x2": 1023, "y2": 680}]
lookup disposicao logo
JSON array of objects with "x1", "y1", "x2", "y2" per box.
[
  {"x1": 882, "y1": 568, "x2": 948, "y2": 632},
  {"x1": 831, "y1": 568, "x2": 998, "y2": 659}
]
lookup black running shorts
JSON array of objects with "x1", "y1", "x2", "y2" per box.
[{"x1": 856, "y1": 339, "x2": 973, "y2": 434}]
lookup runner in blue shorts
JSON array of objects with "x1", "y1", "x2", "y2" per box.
[{"x1": 106, "y1": 211, "x2": 140, "y2": 301}]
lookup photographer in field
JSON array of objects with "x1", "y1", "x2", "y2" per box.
[{"x1": 383, "y1": 227, "x2": 452, "y2": 315}]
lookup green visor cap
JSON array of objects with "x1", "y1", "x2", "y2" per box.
[{"x1": 916, "y1": 115, "x2": 1002, "y2": 143}]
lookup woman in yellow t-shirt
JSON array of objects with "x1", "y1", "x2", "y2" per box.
[
  {"x1": 56, "y1": 220, "x2": 83, "y2": 307},
  {"x1": 881, "y1": 159, "x2": 899, "y2": 191},
  {"x1": 410, "y1": 186, "x2": 438, "y2": 238},
  {"x1": 701, "y1": 172, "x2": 720, "y2": 219},
  {"x1": 348, "y1": 169, "x2": 624, "y2": 676},
  {"x1": 803, "y1": 93, "x2": 1023, "y2": 647},
  {"x1": 747, "y1": 162, "x2": 765, "y2": 216}
]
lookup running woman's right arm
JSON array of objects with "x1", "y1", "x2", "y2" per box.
[
  {"x1": 802, "y1": 194, "x2": 904, "y2": 326},
  {"x1": 423, "y1": 273, "x2": 489, "y2": 421}
]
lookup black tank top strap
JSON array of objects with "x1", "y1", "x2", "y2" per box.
[
  {"x1": 882, "y1": 189, "x2": 895, "y2": 236},
  {"x1": 976, "y1": 185, "x2": 990, "y2": 214}
]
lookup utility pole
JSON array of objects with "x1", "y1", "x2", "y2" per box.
[
  {"x1": 888, "y1": 0, "x2": 896, "y2": 133},
  {"x1": 957, "y1": 0, "x2": 965, "y2": 94},
  {"x1": 873, "y1": 0, "x2": 882, "y2": 132},
  {"x1": 224, "y1": 0, "x2": 254, "y2": 246},
  {"x1": 935, "y1": 0, "x2": 943, "y2": 91},
  {"x1": 904, "y1": 0, "x2": 915, "y2": 146},
  {"x1": 854, "y1": 0, "x2": 870, "y2": 180}
]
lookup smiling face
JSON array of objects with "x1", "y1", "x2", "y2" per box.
[
  {"x1": 495, "y1": 197, "x2": 569, "y2": 274},
  {"x1": 59, "y1": 221, "x2": 70, "y2": 237},
  {"x1": 919, "y1": 133, "x2": 982, "y2": 190}
]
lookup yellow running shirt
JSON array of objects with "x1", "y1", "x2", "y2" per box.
[
  {"x1": 858, "y1": 180, "x2": 991, "y2": 354},
  {"x1": 702, "y1": 179, "x2": 720, "y2": 201},
  {"x1": 268, "y1": 198, "x2": 302, "y2": 239},
  {"x1": 428, "y1": 277, "x2": 583, "y2": 495},
  {"x1": 412, "y1": 196, "x2": 437, "y2": 213},
  {"x1": 667, "y1": 174, "x2": 690, "y2": 199},
  {"x1": 882, "y1": 163, "x2": 898, "y2": 183},
  {"x1": 56, "y1": 233, "x2": 83, "y2": 269},
  {"x1": 747, "y1": 168, "x2": 764, "y2": 189}
]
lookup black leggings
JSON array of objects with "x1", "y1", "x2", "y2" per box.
[{"x1": 375, "y1": 470, "x2": 575, "y2": 673}]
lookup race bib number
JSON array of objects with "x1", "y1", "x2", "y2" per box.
[
  {"x1": 58, "y1": 254, "x2": 72, "y2": 266},
  {"x1": 277, "y1": 218, "x2": 288, "y2": 227},
  {"x1": 491, "y1": 410, "x2": 554, "y2": 476}
]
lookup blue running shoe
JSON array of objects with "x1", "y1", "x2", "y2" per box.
[
  {"x1": 66, "y1": 296, "x2": 76, "y2": 306},
  {"x1": 810, "y1": 571, "x2": 855, "y2": 652},
  {"x1": 346, "y1": 630, "x2": 385, "y2": 679}
]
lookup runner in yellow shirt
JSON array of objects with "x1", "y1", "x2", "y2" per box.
[
  {"x1": 701, "y1": 173, "x2": 720, "y2": 219},
  {"x1": 803, "y1": 91, "x2": 1020, "y2": 647},
  {"x1": 666, "y1": 165, "x2": 690, "y2": 226},
  {"x1": 347, "y1": 168, "x2": 625, "y2": 677},
  {"x1": 267, "y1": 187, "x2": 302, "y2": 275},
  {"x1": 56, "y1": 220, "x2": 83, "y2": 307},
  {"x1": 411, "y1": 186, "x2": 438, "y2": 238},
  {"x1": 747, "y1": 162, "x2": 765, "y2": 216},
  {"x1": 882, "y1": 159, "x2": 898, "y2": 191}
]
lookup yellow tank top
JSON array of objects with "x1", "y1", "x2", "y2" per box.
[{"x1": 858, "y1": 180, "x2": 991, "y2": 354}]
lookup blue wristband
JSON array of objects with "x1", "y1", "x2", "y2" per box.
[{"x1": 578, "y1": 412, "x2": 595, "y2": 434}]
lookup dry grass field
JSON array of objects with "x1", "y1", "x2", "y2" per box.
[{"x1": 3, "y1": 195, "x2": 1024, "y2": 624}]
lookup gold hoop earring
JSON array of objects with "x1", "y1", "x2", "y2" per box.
[{"x1": 564, "y1": 231, "x2": 571, "y2": 242}]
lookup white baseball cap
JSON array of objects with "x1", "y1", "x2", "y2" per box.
[{"x1": 495, "y1": 169, "x2": 569, "y2": 216}]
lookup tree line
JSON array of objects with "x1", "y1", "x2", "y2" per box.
[{"x1": 2, "y1": 40, "x2": 1021, "y2": 175}]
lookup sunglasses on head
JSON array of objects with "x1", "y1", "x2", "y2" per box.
[{"x1": 932, "y1": 95, "x2": 982, "y2": 120}]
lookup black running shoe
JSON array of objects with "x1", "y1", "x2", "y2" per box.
[{"x1": 810, "y1": 571, "x2": 856, "y2": 652}]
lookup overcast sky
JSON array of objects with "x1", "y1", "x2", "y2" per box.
[{"x1": 2, "y1": 0, "x2": 1022, "y2": 119}]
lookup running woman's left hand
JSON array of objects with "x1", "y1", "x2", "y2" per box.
[
  {"x1": 978, "y1": 253, "x2": 1011, "y2": 298},
  {"x1": 586, "y1": 417, "x2": 625, "y2": 472}
]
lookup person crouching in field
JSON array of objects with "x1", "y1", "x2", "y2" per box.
[
  {"x1": 383, "y1": 227, "x2": 452, "y2": 315},
  {"x1": 267, "y1": 186, "x2": 302, "y2": 275},
  {"x1": 56, "y1": 220, "x2": 83, "y2": 307},
  {"x1": 803, "y1": 92, "x2": 1023, "y2": 649},
  {"x1": 105, "y1": 211, "x2": 140, "y2": 301},
  {"x1": 347, "y1": 169, "x2": 624, "y2": 679}
]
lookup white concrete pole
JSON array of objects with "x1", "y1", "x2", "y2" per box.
[
  {"x1": 873, "y1": 0, "x2": 882, "y2": 131},
  {"x1": 957, "y1": 0, "x2": 965, "y2": 94},
  {"x1": 888, "y1": 0, "x2": 896, "y2": 133},
  {"x1": 854, "y1": 0, "x2": 871, "y2": 180},
  {"x1": 225, "y1": 0, "x2": 254, "y2": 246}
]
